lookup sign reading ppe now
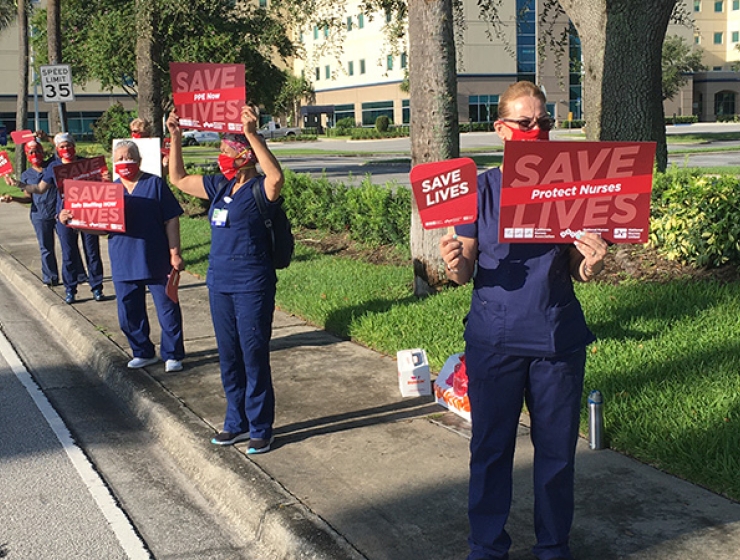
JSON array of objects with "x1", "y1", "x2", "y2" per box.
[
  {"x1": 170, "y1": 62, "x2": 246, "y2": 133},
  {"x1": 499, "y1": 141, "x2": 656, "y2": 244}
]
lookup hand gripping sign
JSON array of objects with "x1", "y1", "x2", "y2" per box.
[
  {"x1": 52, "y1": 156, "x2": 109, "y2": 195},
  {"x1": 500, "y1": 141, "x2": 656, "y2": 244},
  {"x1": 170, "y1": 62, "x2": 246, "y2": 134},
  {"x1": 63, "y1": 180, "x2": 125, "y2": 232},
  {"x1": 410, "y1": 158, "x2": 478, "y2": 230}
]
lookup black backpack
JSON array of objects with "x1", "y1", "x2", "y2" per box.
[{"x1": 251, "y1": 181, "x2": 294, "y2": 269}]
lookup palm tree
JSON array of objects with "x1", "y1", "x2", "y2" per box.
[{"x1": 16, "y1": 0, "x2": 30, "y2": 171}]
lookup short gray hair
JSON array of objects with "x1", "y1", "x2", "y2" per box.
[{"x1": 113, "y1": 140, "x2": 141, "y2": 162}]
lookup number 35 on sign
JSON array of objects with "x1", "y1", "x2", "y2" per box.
[{"x1": 40, "y1": 64, "x2": 75, "y2": 103}]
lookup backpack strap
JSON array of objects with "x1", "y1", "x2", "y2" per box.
[{"x1": 252, "y1": 180, "x2": 276, "y2": 250}]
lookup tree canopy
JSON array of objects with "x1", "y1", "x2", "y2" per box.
[
  {"x1": 29, "y1": 0, "x2": 296, "y2": 113},
  {"x1": 662, "y1": 34, "x2": 705, "y2": 101}
]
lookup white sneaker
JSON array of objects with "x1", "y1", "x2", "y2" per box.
[
  {"x1": 165, "y1": 359, "x2": 183, "y2": 373},
  {"x1": 127, "y1": 356, "x2": 159, "y2": 369}
]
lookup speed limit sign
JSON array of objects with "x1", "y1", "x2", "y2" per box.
[{"x1": 40, "y1": 64, "x2": 75, "y2": 103}]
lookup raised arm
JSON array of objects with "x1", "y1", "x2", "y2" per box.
[
  {"x1": 242, "y1": 105, "x2": 284, "y2": 202},
  {"x1": 166, "y1": 110, "x2": 208, "y2": 200}
]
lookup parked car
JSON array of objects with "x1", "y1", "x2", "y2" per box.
[
  {"x1": 182, "y1": 130, "x2": 221, "y2": 146},
  {"x1": 257, "y1": 122, "x2": 301, "y2": 140}
]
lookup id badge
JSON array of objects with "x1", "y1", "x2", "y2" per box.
[{"x1": 211, "y1": 208, "x2": 229, "y2": 227}]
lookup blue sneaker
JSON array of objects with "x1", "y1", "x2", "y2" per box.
[
  {"x1": 92, "y1": 288, "x2": 104, "y2": 302},
  {"x1": 247, "y1": 436, "x2": 275, "y2": 455},
  {"x1": 64, "y1": 291, "x2": 76, "y2": 304}
]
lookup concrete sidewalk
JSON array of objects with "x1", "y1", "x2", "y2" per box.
[{"x1": 2, "y1": 201, "x2": 740, "y2": 560}]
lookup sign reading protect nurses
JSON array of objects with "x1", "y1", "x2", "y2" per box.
[
  {"x1": 499, "y1": 141, "x2": 656, "y2": 244},
  {"x1": 410, "y1": 158, "x2": 478, "y2": 229},
  {"x1": 169, "y1": 62, "x2": 246, "y2": 133}
]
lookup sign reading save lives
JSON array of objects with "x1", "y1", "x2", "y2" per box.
[
  {"x1": 63, "y1": 180, "x2": 125, "y2": 233},
  {"x1": 53, "y1": 156, "x2": 109, "y2": 195},
  {"x1": 40, "y1": 65, "x2": 75, "y2": 103},
  {"x1": 500, "y1": 141, "x2": 656, "y2": 244},
  {"x1": 410, "y1": 158, "x2": 478, "y2": 230},
  {"x1": 169, "y1": 62, "x2": 246, "y2": 133}
]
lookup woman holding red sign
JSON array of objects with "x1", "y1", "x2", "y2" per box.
[
  {"x1": 166, "y1": 104, "x2": 283, "y2": 455},
  {"x1": 440, "y1": 81, "x2": 608, "y2": 560}
]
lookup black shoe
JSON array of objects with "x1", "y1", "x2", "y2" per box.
[
  {"x1": 247, "y1": 436, "x2": 275, "y2": 455},
  {"x1": 64, "y1": 291, "x2": 76, "y2": 304},
  {"x1": 92, "y1": 288, "x2": 104, "y2": 302},
  {"x1": 210, "y1": 432, "x2": 250, "y2": 446}
]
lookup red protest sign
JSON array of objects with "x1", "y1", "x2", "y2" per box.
[
  {"x1": 63, "y1": 180, "x2": 125, "y2": 232},
  {"x1": 500, "y1": 141, "x2": 656, "y2": 244},
  {"x1": 11, "y1": 130, "x2": 35, "y2": 145},
  {"x1": 170, "y1": 62, "x2": 246, "y2": 134},
  {"x1": 410, "y1": 158, "x2": 478, "y2": 230},
  {"x1": 52, "y1": 156, "x2": 108, "y2": 194},
  {"x1": 0, "y1": 151, "x2": 13, "y2": 176}
]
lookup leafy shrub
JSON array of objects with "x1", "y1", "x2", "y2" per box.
[
  {"x1": 334, "y1": 117, "x2": 356, "y2": 136},
  {"x1": 558, "y1": 119, "x2": 586, "y2": 129},
  {"x1": 281, "y1": 169, "x2": 410, "y2": 247},
  {"x1": 168, "y1": 163, "x2": 215, "y2": 216},
  {"x1": 665, "y1": 115, "x2": 699, "y2": 125},
  {"x1": 650, "y1": 169, "x2": 740, "y2": 268},
  {"x1": 375, "y1": 115, "x2": 390, "y2": 132},
  {"x1": 92, "y1": 103, "x2": 135, "y2": 150},
  {"x1": 349, "y1": 126, "x2": 409, "y2": 140}
]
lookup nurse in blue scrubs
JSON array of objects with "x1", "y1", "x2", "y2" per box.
[
  {"x1": 166, "y1": 104, "x2": 283, "y2": 455},
  {"x1": 440, "y1": 81, "x2": 608, "y2": 560},
  {"x1": 60, "y1": 140, "x2": 185, "y2": 373}
]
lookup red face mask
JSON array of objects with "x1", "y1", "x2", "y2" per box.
[
  {"x1": 58, "y1": 146, "x2": 76, "y2": 160},
  {"x1": 131, "y1": 132, "x2": 142, "y2": 139},
  {"x1": 504, "y1": 124, "x2": 549, "y2": 142},
  {"x1": 218, "y1": 153, "x2": 252, "y2": 180},
  {"x1": 114, "y1": 160, "x2": 140, "y2": 180},
  {"x1": 26, "y1": 151, "x2": 44, "y2": 166}
]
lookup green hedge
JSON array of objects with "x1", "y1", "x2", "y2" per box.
[{"x1": 665, "y1": 115, "x2": 698, "y2": 125}]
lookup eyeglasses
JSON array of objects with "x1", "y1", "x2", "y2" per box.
[{"x1": 499, "y1": 116, "x2": 554, "y2": 132}]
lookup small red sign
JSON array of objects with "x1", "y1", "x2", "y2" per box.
[
  {"x1": 0, "y1": 151, "x2": 13, "y2": 176},
  {"x1": 63, "y1": 180, "x2": 125, "y2": 232},
  {"x1": 410, "y1": 158, "x2": 478, "y2": 230},
  {"x1": 169, "y1": 62, "x2": 246, "y2": 134},
  {"x1": 53, "y1": 156, "x2": 108, "y2": 194},
  {"x1": 10, "y1": 130, "x2": 35, "y2": 145},
  {"x1": 500, "y1": 141, "x2": 656, "y2": 244}
]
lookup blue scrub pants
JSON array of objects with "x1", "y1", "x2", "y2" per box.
[
  {"x1": 31, "y1": 217, "x2": 59, "y2": 284},
  {"x1": 466, "y1": 345, "x2": 586, "y2": 560},
  {"x1": 209, "y1": 288, "x2": 275, "y2": 439},
  {"x1": 56, "y1": 222, "x2": 104, "y2": 293},
  {"x1": 114, "y1": 278, "x2": 184, "y2": 361}
]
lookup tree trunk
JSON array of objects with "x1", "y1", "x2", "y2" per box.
[
  {"x1": 16, "y1": 0, "x2": 29, "y2": 173},
  {"x1": 136, "y1": 0, "x2": 163, "y2": 138},
  {"x1": 46, "y1": 0, "x2": 66, "y2": 134},
  {"x1": 558, "y1": 0, "x2": 676, "y2": 171},
  {"x1": 408, "y1": 0, "x2": 460, "y2": 297}
]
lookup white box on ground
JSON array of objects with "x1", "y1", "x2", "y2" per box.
[{"x1": 396, "y1": 348, "x2": 431, "y2": 397}]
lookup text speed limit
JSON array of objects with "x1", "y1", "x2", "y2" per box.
[{"x1": 40, "y1": 64, "x2": 75, "y2": 103}]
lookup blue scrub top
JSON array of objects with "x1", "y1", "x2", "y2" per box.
[
  {"x1": 456, "y1": 167, "x2": 595, "y2": 357},
  {"x1": 203, "y1": 174, "x2": 277, "y2": 293},
  {"x1": 43, "y1": 156, "x2": 75, "y2": 215},
  {"x1": 22, "y1": 164, "x2": 57, "y2": 220},
  {"x1": 108, "y1": 173, "x2": 183, "y2": 282}
]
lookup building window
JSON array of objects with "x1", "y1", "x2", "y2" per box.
[
  {"x1": 360, "y1": 59, "x2": 366, "y2": 74},
  {"x1": 468, "y1": 95, "x2": 500, "y2": 124},
  {"x1": 299, "y1": 31, "x2": 304, "y2": 43},
  {"x1": 387, "y1": 55, "x2": 393, "y2": 70},
  {"x1": 347, "y1": 16, "x2": 353, "y2": 31},
  {"x1": 714, "y1": 31, "x2": 723, "y2": 44},
  {"x1": 335, "y1": 103, "x2": 355, "y2": 124},
  {"x1": 325, "y1": 65, "x2": 330, "y2": 79},
  {"x1": 734, "y1": 0, "x2": 739, "y2": 9},
  {"x1": 358, "y1": 14, "x2": 364, "y2": 28},
  {"x1": 313, "y1": 26, "x2": 319, "y2": 40},
  {"x1": 516, "y1": 0, "x2": 536, "y2": 78},
  {"x1": 324, "y1": 25, "x2": 329, "y2": 38},
  {"x1": 259, "y1": 0, "x2": 267, "y2": 6},
  {"x1": 694, "y1": 0, "x2": 701, "y2": 9},
  {"x1": 315, "y1": 67, "x2": 320, "y2": 81},
  {"x1": 713, "y1": 65, "x2": 723, "y2": 70},
  {"x1": 733, "y1": 31, "x2": 739, "y2": 42},
  {"x1": 361, "y1": 100, "x2": 393, "y2": 126},
  {"x1": 402, "y1": 99, "x2": 410, "y2": 125},
  {"x1": 401, "y1": 52, "x2": 408, "y2": 69},
  {"x1": 694, "y1": 33, "x2": 701, "y2": 44},
  {"x1": 715, "y1": 90, "x2": 736, "y2": 116},
  {"x1": 348, "y1": 61, "x2": 354, "y2": 76},
  {"x1": 715, "y1": 0, "x2": 723, "y2": 11},
  {"x1": 385, "y1": 9, "x2": 392, "y2": 23}
]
